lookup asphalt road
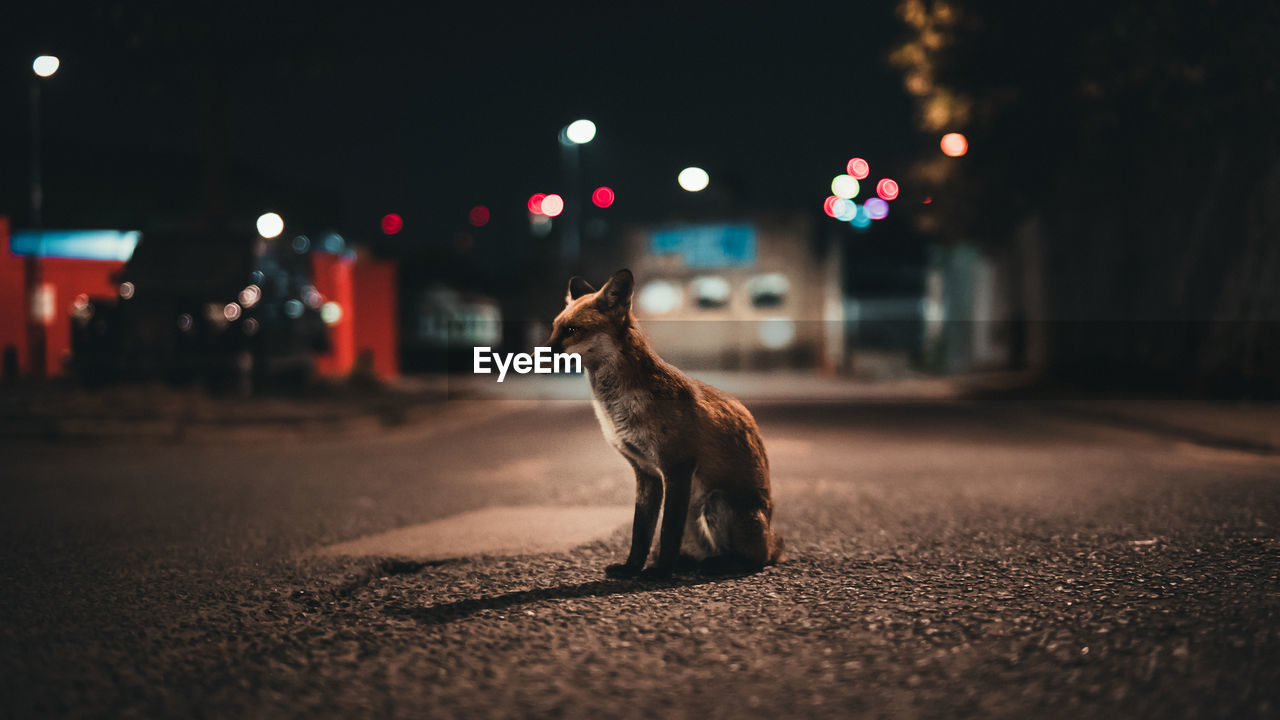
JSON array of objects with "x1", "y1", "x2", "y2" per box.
[{"x1": 2, "y1": 395, "x2": 1278, "y2": 719}]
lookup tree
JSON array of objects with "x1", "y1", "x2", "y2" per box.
[{"x1": 891, "y1": 0, "x2": 1280, "y2": 395}]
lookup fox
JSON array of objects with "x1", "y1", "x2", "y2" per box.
[{"x1": 548, "y1": 269, "x2": 784, "y2": 579}]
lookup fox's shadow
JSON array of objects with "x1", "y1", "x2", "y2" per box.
[{"x1": 384, "y1": 572, "x2": 745, "y2": 627}]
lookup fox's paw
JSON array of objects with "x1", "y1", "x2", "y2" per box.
[
  {"x1": 638, "y1": 565, "x2": 674, "y2": 581},
  {"x1": 605, "y1": 563, "x2": 642, "y2": 579}
]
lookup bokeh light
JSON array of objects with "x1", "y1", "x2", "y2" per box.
[
  {"x1": 381, "y1": 213, "x2": 403, "y2": 235},
  {"x1": 119, "y1": 282, "x2": 135, "y2": 300},
  {"x1": 865, "y1": 197, "x2": 890, "y2": 220},
  {"x1": 32, "y1": 56, "x2": 60, "y2": 77},
  {"x1": 592, "y1": 186, "x2": 615, "y2": 208},
  {"x1": 303, "y1": 285, "x2": 323, "y2": 309},
  {"x1": 541, "y1": 194, "x2": 565, "y2": 217},
  {"x1": 284, "y1": 299, "x2": 305, "y2": 319},
  {"x1": 177, "y1": 313, "x2": 193, "y2": 332},
  {"x1": 238, "y1": 284, "x2": 261, "y2": 308},
  {"x1": 834, "y1": 199, "x2": 857, "y2": 222},
  {"x1": 256, "y1": 212, "x2": 284, "y2": 239},
  {"x1": 469, "y1": 206, "x2": 490, "y2": 227},
  {"x1": 876, "y1": 178, "x2": 900, "y2": 201},
  {"x1": 831, "y1": 174, "x2": 860, "y2": 199},
  {"x1": 292, "y1": 235, "x2": 310, "y2": 253},
  {"x1": 822, "y1": 195, "x2": 841, "y2": 218},
  {"x1": 637, "y1": 280, "x2": 682, "y2": 314},
  {"x1": 321, "y1": 302, "x2": 343, "y2": 326},
  {"x1": 528, "y1": 193, "x2": 546, "y2": 214},
  {"x1": 851, "y1": 205, "x2": 872, "y2": 229},
  {"x1": 677, "y1": 167, "x2": 710, "y2": 192},
  {"x1": 565, "y1": 119, "x2": 597, "y2": 144},
  {"x1": 223, "y1": 303, "x2": 242, "y2": 322},
  {"x1": 846, "y1": 157, "x2": 870, "y2": 180},
  {"x1": 940, "y1": 132, "x2": 968, "y2": 157},
  {"x1": 758, "y1": 318, "x2": 796, "y2": 349}
]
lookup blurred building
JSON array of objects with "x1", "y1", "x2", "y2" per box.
[
  {"x1": 617, "y1": 213, "x2": 843, "y2": 370},
  {"x1": 0, "y1": 216, "x2": 398, "y2": 387},
  {"x1": 311, "y1": 247, "x2": 399, "y2": 380},
  {"x1": 0, "y1": 217, "x2": 138, "y2": 378},
  {"x1": 405, "y1": 286, "x2": 503, "y2": 372}
]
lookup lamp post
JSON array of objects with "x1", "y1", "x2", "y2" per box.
[
  {"x1": 558, "y1": 118, "x2": 595, "y2": 262},
  {"x1": 27, "y1": 55, "x2": 59, "y2": 378}
]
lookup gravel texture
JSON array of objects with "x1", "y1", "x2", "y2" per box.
[{"x1": 2, "y1": 398, "x2": 1278, "y2": 718}]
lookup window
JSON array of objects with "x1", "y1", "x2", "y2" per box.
[
  {"x1": 690, "y1": 276, "x2": 731, "y2": 309},
  {"x1": 637, "y1": 280, "x2": 682, "y2": 314},
  {"x1": 747, "y1": 273, "x2": 789, "y2": 308}
]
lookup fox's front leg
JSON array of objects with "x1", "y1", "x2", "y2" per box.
[
  {"x1": 641, "y1": 460, "x2": 694, "y2": 580},
  {"x1": 605, "y1": 466, "x2": 662, "y2": 578}
]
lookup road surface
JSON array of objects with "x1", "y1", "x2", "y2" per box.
[{"x1": 2, "y1": 394, "x2": 1278, "y2": 718}]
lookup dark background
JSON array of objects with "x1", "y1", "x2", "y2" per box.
[{"x1": 4, "y1": 0, "x2": 1279, "y2": 393}]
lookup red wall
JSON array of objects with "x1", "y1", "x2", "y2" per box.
[
  {"x1": 40, "y1": 258, "x2": 126, "y2": 375},
  {"x1": 311, "y1": 251, "x2": 399, "y2": 380},
  {"x1": 353, "y1": 258, "x2": 399, "y2": 378},
  {"x1": 312, "y1": 252, "x2": 356, "y2": 377},
  {"x1": 0, "y1": 217, "x2": 26, "y2": 375},
  {"x1": 0, "y1": 217, "x2": 124, "y2": 377}
]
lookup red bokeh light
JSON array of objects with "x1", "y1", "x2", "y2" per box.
[
  {"x1": 591, "y1": 186, "x2": 616, "y2": 208},
  {"x1": 381, "y1": 213, "x2": 403, "y2": 235},
  {"x1": 469, "y1": 205, "x2": 490, "y2": 227},
  {"x1": 822, "y1": 195, "x2": 840, "y2": 218},
  {"x1": 527, "y1": 193, "x2": 546, "y2": 214},
  {"x1": 876, "y1": 178, "x2": 900, "y2": 201},
  {"x1": 846, "y1": 157, "x2": 870, "y2": 180},
  {"x1": 541, "y1": 194, "x2": 565, "y2": 217}
]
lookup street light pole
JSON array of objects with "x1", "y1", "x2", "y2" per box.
[
  {"x1": 26, "y1": 55, "x2": 59, "y2": 378},
  {"x1": 558, "y1": 119, "x2": 595, "y2": 264}
]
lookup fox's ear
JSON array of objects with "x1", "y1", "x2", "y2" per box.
[
  {"x1": 566, "y1": 276, "x2": 596, "y2": 304},
  {"x1": 596, "y1": 269, "x2": 634, "y2": 314}
]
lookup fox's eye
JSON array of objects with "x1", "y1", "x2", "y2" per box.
[{"x1": 565, "y1": 326, "x2": 578, "y2": 336}]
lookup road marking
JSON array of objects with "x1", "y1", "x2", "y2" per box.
[{"x1": 312, "y1": 505, "x2": 633, "y2": 561}]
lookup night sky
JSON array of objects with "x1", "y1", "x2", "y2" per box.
[{"x1": 5, "y1": 3, "x2": 915, "y2": 250}]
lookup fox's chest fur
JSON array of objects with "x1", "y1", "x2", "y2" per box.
[{"x1": 587, "y1": 371, "x2": 663, "y2": 477}]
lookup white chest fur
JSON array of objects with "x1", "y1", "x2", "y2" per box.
[{"x1": 588, "y1": 382, "x2": 661, "y2": 476}]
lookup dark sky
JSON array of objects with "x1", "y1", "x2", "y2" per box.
[{"x1": 5, "y1": 2, "x2": 915, "y2": 248}]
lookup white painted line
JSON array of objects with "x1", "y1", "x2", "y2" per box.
[{"x1": 313, "y1": 505, "x2": 633, "y2": 561}]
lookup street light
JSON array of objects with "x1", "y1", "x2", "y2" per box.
[
  {"x1": 678, "y1": 166, "x2": 710, "y2": 192},
  {"x1": 558, "y1": 118, "x2": 595, "y2": 261},
  {"x1": 256, "y1": 212, "x2": 284, "y2": 239},
  {"x1": 564, "y1": 119, "x2": 596, "y2": 145},
  {"x1": 26, "y1": 54, "x2": 60, "y2": 377},
  {"x1": 32, "y1": 56, "x2": 60, "y2": 78}
]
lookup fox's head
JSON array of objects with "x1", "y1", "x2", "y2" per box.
[{"x1": 548, "y1": 269, "x2": 634, "y2": 364}]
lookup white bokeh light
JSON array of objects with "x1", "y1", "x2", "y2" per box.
[
  {"x1": 831, "y1": 174, "x2": 860, "y2": 199},
  {"x1": 256, "y1": 212, "x2": 284, "y2": 239},
  {"x1": 758, "y1": 318, "x2": 796, "y2": 349},
  {"x1": 33, "y1": 56, "x2": 60, "y2": 78},
  {"x1": 565, "y1": 119, "x2": 596, "y2": 144},
  {"x1": 677, "y1": 167, "x2": 710, "y2": 192},
  {"x1": 321, "y1": 302, "x2": 343, "y2": 326}
]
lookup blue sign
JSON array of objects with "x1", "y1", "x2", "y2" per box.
[
  {"x1": 9, "y1": 230, "x2": 141, "y2": 261},
  {"x1": 650, "y1": 224, "x2": 756, "y2": 268}
]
